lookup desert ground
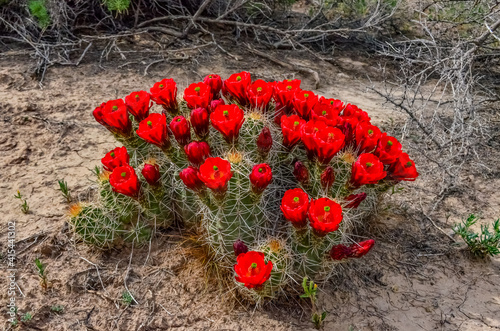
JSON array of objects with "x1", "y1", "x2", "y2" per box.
[{"x1": 0, "y1": 40, "x2": 499, "y2": 331}]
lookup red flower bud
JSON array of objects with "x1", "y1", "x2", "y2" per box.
[
  {"x1": 136, "y1": 113, "x2": 170, "y2": 151},
  {"x1": 179, "y1": 166, "x2": 206, "y2": 193},
  {"x1": 190, "y1": 107, "x2": 210, "y2": 138},
  {"x1": 249, "y1": 163, "x2": 272, "y2": 194},
  {"x1": 97, "y1": 99, "x2": 132, "y2": 137},
  {"x1": 355, "y1": 122, "x2": 382, "y2": 153},
  {"x1": 257, "y1": 127, "x2": 273, "y2": 155},
  {"x1": 210, "y1": 104, "x2": 245, "y2": 143},
  {"x1": 234, "y1": 251, "x2": 273, "y2": 289},
  {"x1": 109, "y1": 165, "x2": 140, "y2": 198},
  {"x1": 233, "y1": 239, "x2": 249, "y2": 256},
  {"x1": 374, "y1": 133, "x2": 403, "y2": 164},
  {"x1": 184, "y1": 141, "x2": 210, "y2": 166},
  {"x1": 313, "y1": 126, "x2": 345, "y2": 164},
  {"x1": 222, "y1": 71, "x2": 251, "y2": 105},
  {"x1": 301, "y1": 120, "x2": 327, "y2": 158},
  {"x1": 125, "y1": 90, "x2": 151, "y2": 122},
  {"x1": 320, "y1": 166, "x2": 335, "y2": 191},
  {"x1": 350, "y1": 153, "x2": 387, "y2": 188},
  {"x1": 293, "y1": 161, "x2": 309, "y2": 185},
  {"x1": 169, "y1": 116, "x2": 191, "y2": 146},
  {"x1": 280, "y1": 188, "x2": 309, "y2": 228},
  {"x1": 184, "y1": 82, "x2": 212, "y2": 109},
  {"x1": 350, "y1": 239, "x2": 375, "y2": 258},
  {"x1": 293, "y1": 90, "x2": 318, "y2": 119},
  {"x1": 101, "y1": 147, "x2": 130, "y2": 172},
  {"x1": 208, "y1": 98, "x2": 225, "y2": 113},
  {"x1": 273, "y1": 79, "x2": 301, "y2": 113},
  {"x1": 281, "y1": 115, "x2": 305, "y2": 148},
  {"x1": 150, "y1": 78, "x2": 178, "y2": 113},
  {"x1": 308, "y1": 198, "x2": 343, "y2": 237},
  {"x1": 198, "y1": 157, "x2": 233, "y2": 194},
  {"x1": 142, "y1": 163, "x2": 160, "y2": 186},
  {"x1": 203, "y1": 74, "x2": 222, "y2": 97},
  {"x1": 246, "y1": 79, "x2": 273, "y2": 110},
  {"x1": 344, "y1": 192, "x2": 367, "y2": 209},
  {"x1": 387, "y1": 153, "x2": 419, "y2": 181},
  {"x1": 329, "y1": 244, "x2": 353, "y2": 261}
]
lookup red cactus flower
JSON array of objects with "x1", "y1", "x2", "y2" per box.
[
  {"x1": 301, "y1": 120, "x2": 328, "y2": 157},
  {"x1": 355, "y1": 122, "x2": 382, "y2": 153},
  {"x1": 313, "y1": 126, "x2": 345, "y2": 164},
  {"x1": 179, "y1": 166, "x2": 206, "y2": 193},
  {"x1": 293, "y1": 161, "x2": 309, "y2": 185},
  {"x1": 184, "y1": 82, "x2": 212, "y2": 109},
  {"x1": 125, "y1": 91, "x2": 151, "y2": 122},
  {"x1": 281, "y1": 115, "x2": 306, "y2": 148},
  {"x1": 142, "y1": 163, "x2": 160, "y2": 186},
  {"x1": 293, "y1": 90, "x2": 318, "y2": 119},
  {"x1": 109, "y1": 165, "x2": 140, "y2": 198},
  {"x1": 150, "y1": 78, "x2": 178, "y2": 113},
  {"x1": 222, "y1": 71, "x2": 251, "y2": 105},
  {"x1": 249, "y1": 163, "x2": 272, "y2": 194},
  {"x1": 350, "y1": 153, "x2": 387, "y2": 187},
  {"x1": 308, "y1": 198, "x2": 343, "y2": 237},
  {"x1": 350, "y1": 239, "x2": 375, "y2": 258},
  {"x1": 208, "y1": 98, "x2": 225, "y2": 113},
  {"x1": 233, "y1": 239, "x2": 249, "y2": 256},
  {"x1": 98, "y1": 99, "x2": 132, "y2": 137},
  {"x1": 273, "y1": 79, "x2": 301, "y2": 112},
  {"x1": 210, "y1": 104, "x2": 245, "y2": 143},
  {"x1": 92, "y1": 102, "x2": 107, "y2": 126},
  {"x1": 184, "y1": 141, "x2": 210, "y2": 166},
  {"x1": 280, "y1": 188, "x2": 309, "y2": 228},
  {"x1": 387, "y1": 153, "x2": 419, "y2": 181},
  {"x1": 136, "y1": 113, "x2": 170, "y2": 150},
  {"x1": 101, "y1": 147, "x2": 130, "y2": 172},
  {"x1": 257, "y1": 127, "x2": 273, "y2": 155},
  {"x1": 321, "y1": 166, "x2": 335, "y2": 191},
  {"x1": 203, "y1": 74, "x2": 222, "y2": 97},
  {"x1": 317, "y1": 96, "x2": 344, "y2": 113},
  {"x1": 234, "y1": 251, "x2": 273, "y2": 289},
  {"x1": 329, "y1": 244, "x2": 353, "y2": 261},
  {"x1": 374, "y1": 133, "x2": 403, "y2": 164},
  {"x1": 310, "y1": 104, "x2": 342, "y2": 127},
  {"x1": 190, "y1": 107, "x2": 210, "y2": 138},
  {"x1": 345, "y1": 192, "x2": 367, "y2": 209},
  {"x1": 169, "y1": 116, "x2": 191, "y2": 146},
  {"x1": 247, "y1": 79, "x2": 274, "y2": 110},
  {"x1": 198, "y1": 157, "x2": 233, "y2": 193},
  {"x1": 342, "y1": 104, "x2": 371, "y2": 124}
]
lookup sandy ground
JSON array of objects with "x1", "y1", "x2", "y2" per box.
[{"x1": 0, "y1": 43, "x2": 499, "y2": 330}]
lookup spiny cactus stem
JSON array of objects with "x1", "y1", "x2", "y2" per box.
[{"x1": 162, "y1": 147, "x2": 188, "y2": 168}]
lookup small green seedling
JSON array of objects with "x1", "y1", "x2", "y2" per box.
[
  {"x1": 122, "y1": 291, "x2": 133, "y2": 306},
  {"x1": 300, "y1": 277, "x2": 327, "y2": 329},
  {"x1": 21, "y1": 312, "x2": 33, "y2": 322},
  {"x1": 35, "y1": 258, "x2": 48, "y2": 290},
  {"x1": 14, "y1": 191, "x2": 29, "y2": 214},
  {"x1": 58, "y1": 179, "x2": 72, "y2": 202},
  {"x1": 453, "y1": 214, "x2": 500, "y2": 258}
]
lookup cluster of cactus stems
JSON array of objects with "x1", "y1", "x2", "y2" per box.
[{"x1": 69, "y1": 72, "x2": 419, "y2": 300}]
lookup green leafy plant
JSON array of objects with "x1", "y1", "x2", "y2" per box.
[
  {"x1": 121, "y1": 291, "x2": 133, "y2": 306},
  {"x1": 50, "y1": 305, "x2": 64, "y2": 313},
  {"x1": 300, "y1": 277, "x2": 327, "y2": 329},
  {"x1": 21, "y1": 312, "x2": 33, "y2": 322},
  {"x1": 14, "y1": 191, "x2": 29, "y2": 214},
  {"x1": 58, "y1": 179, "x2": 72, "y2": 203},
  {"x1": 103, "y1": 0, "x2": 130, "y2": 13},
  {"x1": 453, "y1": 214, "x2": 500, "y2": 258},
  {"x1": 35, "y1": 258, "x2": 48, "y2": 290},
  {"x1": 27, "y1": 0, "x2": 51, "y2": 29}
]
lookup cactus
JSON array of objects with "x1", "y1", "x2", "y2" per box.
[{"x1": 71, "y1": 72, "x2": 419, "y2": 301}]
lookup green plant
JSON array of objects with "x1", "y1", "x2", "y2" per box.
[
  {"x1": 27, "y1": 0, "x2": 51, "y2": 29},
  {"x1": 103, "y1": 0, "x2": 130, "y2": 13},
  {"x1": 50, "y1": 305, "x2": 64, "y2": 313},
  {"x1": 14, "y1": 191, "x2": 29, "y2": 214},
  {"x1": 300, "y1": 277, "x2": 327, "y2": 329},
  {"x1": 453, "y1": 214, "x2": 500, "y2": 258},
  {"x1": 21, "y1": 312, "x2": 33, "y2": 322},
  {"x1": 35, "y1": 258, "x2": 48, "y2": 290},
  {"x1": 121, "y1": 291, "x2": 133, "y2": 306},
  {"x1": 58, "y1": 179, "x2": 72, "y2": 203}
]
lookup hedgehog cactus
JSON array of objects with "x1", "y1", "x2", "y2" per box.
[{"x1": 72, "y1": 72, "x2": 420, "y2": 300}]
